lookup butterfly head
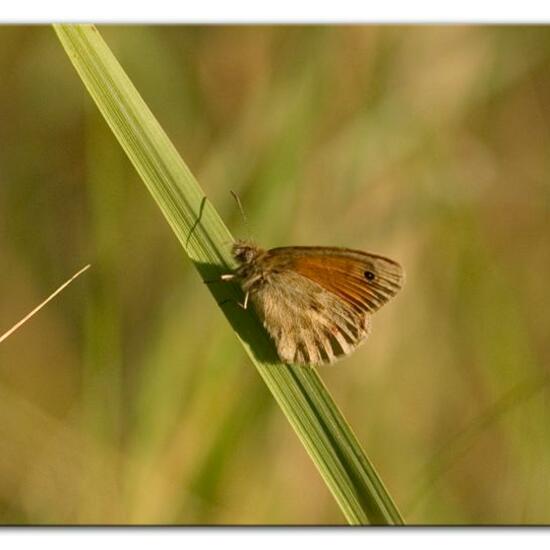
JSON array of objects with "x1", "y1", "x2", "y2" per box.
[{"x1": 232, "y1": 240, "x2": 264, "y2": 266}]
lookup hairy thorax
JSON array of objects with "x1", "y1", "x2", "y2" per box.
[
  {"x1": 232, "y1": 241, "x2": 295, "y2": 294},
  {"x1": 235, "y1": 260, "x2": 269, "y2": 293}
]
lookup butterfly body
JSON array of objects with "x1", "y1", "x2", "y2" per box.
[{"x1": 225, "y1": 240, "x2": 404, "y2": 366}]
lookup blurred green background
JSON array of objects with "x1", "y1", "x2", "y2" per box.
[{"x1": 0, "y1": 25, "x2": 549, "y2": 525}]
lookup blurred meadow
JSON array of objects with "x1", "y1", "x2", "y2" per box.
[{"x1": 1, "y1": 25, "x2": 550, "y2": 525}]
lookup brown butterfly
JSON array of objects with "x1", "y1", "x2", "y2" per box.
[{"x1": 220, "y1": 240, "x2": 404, "y2": 366}]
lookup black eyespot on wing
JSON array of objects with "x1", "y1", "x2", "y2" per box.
[{"x1": 364, "y1": 270, "x2": 375, "y2": 281}]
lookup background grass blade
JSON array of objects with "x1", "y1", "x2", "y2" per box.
[{"x1": 53, "y1": 23, "x2": 404, "y2": 525}]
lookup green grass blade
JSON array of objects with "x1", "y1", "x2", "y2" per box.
[{"x1": 53, "y1": 24, "x2": 404, "y2": 525}]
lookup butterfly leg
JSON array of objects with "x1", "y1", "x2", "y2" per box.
[
  {"x1": 203, "y1": 273, "x2": 236, "y2": 284},
  {"x1": 217, "y1": 291, "x2": 249, "y2": 309},
  {"x1": 205, "y1": 273, "x2": 248, "y2": 309}
]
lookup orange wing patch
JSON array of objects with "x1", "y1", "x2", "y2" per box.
[{"x1": 267, "y1": 247, "x2": 404, "y2": 313}]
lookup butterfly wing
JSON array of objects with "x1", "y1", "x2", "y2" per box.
[
  {"x1": 265, "y1": 246, "x2": 404, "y2": 314},
  {"x1": 249, "y1": 269, "x2": 372, "y2": 366}
]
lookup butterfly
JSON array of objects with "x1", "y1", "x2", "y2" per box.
[{"x1": 220, "y1": 240, "x2": 404, "y2": 366}]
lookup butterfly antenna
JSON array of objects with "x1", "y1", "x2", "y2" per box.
[{"x1": 230, "y1": 190, "x2": 253, "y2": 240}]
